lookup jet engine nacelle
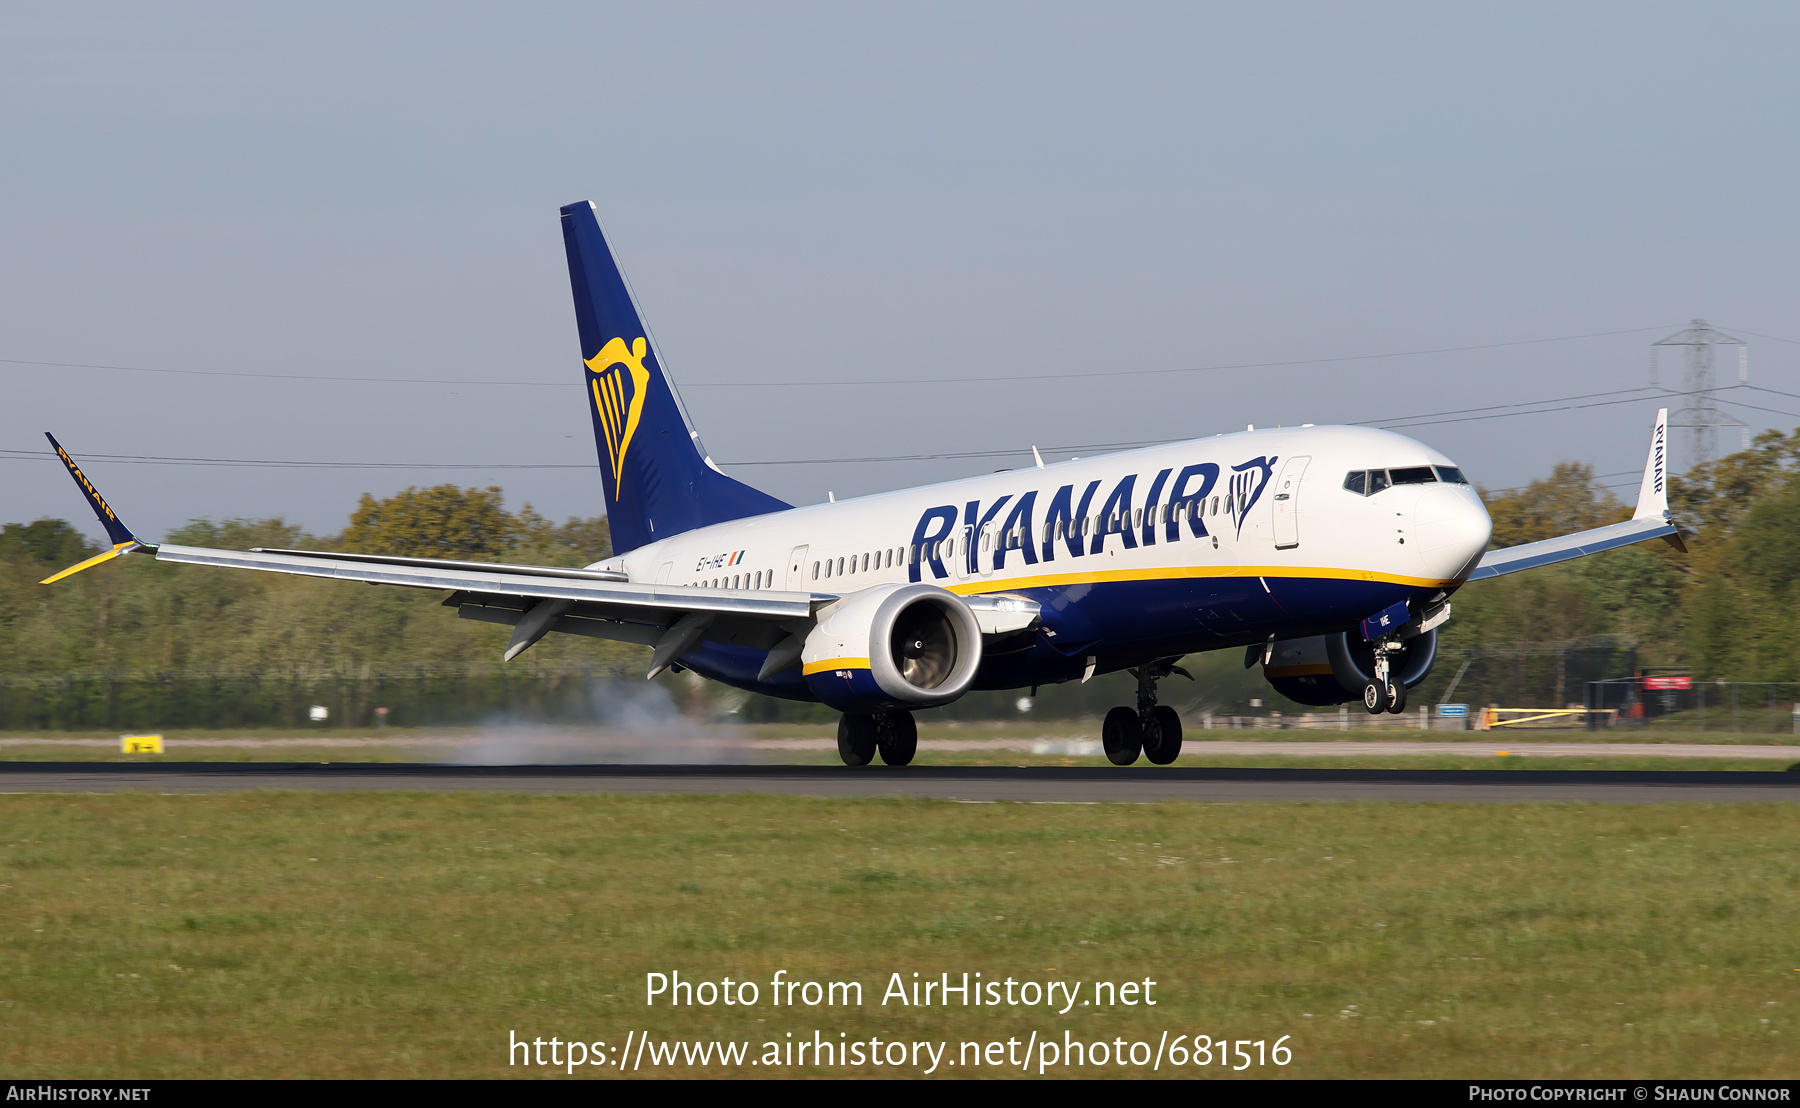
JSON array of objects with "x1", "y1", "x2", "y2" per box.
[
  {"x1": 1262, "y1": 629, "x2": 1439, "y2": 707},
  {"x1": 800, "y1": 583, "x2": 983, "y2": 712}
]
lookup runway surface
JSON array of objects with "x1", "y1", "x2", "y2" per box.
[
  {"x1": 5, "y1": 737, "x2": 1797, "y2": 759},
  {"x1": 3, "y1": 762, "x2": 1798, "y2": 803}
]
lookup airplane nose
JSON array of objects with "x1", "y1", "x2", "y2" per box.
[{"x1": 1414, "y1": 485, "x2": 1492, "y2": 578}]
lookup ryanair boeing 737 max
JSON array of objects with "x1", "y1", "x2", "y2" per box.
[{"x1": 43, "y1": 202, "x2": 1683, "y2": 766}]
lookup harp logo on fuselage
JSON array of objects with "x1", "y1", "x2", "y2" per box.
[{"x1": 586, "y1": 336, "x2": 651, "y2": 493}]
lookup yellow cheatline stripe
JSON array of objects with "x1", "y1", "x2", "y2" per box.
[
  {"x1": 40, "y1": 542, "x2": 135, "y2": 585},
  {"x1": 1265, "y1": 664, "x2": 1335, "y2": 677},
  {"x1": 802, "y1": 658, "x2": 872, "y2": 676},
  {"x1": 943, "y1": 562, "x2": 1458, "y2": 595}
]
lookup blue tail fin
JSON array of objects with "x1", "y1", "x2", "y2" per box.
[{"x1": 560, "y1": 202, "x2": 790, "y2": 553}]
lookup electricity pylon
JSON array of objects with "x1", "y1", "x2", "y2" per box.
[{"x1": 1652, "y1": 319, "x2": 1748, "y2": 466}]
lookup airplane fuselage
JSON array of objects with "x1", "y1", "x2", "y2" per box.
[{"x1": 602, "y1": 424, "x2": 1493, "y2": 700}]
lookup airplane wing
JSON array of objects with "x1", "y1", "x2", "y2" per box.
[
  {"x1": 1465, "y1": 407, "x2": 1684, "y2": 581},
  {"x1": 38, "y1": 433, "x2": 1038, "y2": 673}
]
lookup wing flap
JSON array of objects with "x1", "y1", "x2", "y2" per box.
[{"x1": 153, "y1": 543, "x2": 817, "y2": 621}]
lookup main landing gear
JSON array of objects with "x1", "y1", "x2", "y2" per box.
[
  {"x1": 1101, "y1": 660, "x2": 1191, "y2": 766},
  {"x1": 837, "y1": 710, "x2": 918, "y2": 766},
  {"x1": 1360, "y1": 641, "x2": 1409, "y2": 715}
]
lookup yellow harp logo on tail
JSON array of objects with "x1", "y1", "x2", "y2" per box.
[{"x1": 585, "y1": 336, "x2": 651, "y2": 492}]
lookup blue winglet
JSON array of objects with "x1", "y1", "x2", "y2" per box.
[{"x1": 46, "y1": 433, "x2": 137, "y2": 547}]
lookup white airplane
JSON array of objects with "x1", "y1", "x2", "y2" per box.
[{"x1": 43, "y1": 201, "x2": 1683, "y2": 767}]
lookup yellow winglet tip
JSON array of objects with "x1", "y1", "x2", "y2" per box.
[{"x1": 39, "y1": 543, "x2": 134, "y2": 585}]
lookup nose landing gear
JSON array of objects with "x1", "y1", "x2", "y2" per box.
[
  {"x1": 1361, "y1": 641, "x2": 1410, "y2": 715},
  {"x1": 1103, "y1": 660, "x2": 1191, "y2": 766}
]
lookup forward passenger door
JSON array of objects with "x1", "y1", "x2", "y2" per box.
[{"x1": 1271, "y1": 455, "x2": 1311, "y2": 550}]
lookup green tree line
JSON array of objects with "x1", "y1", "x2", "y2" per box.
[
  {"x1": 1414, "y1": 429, "x2": 1800, "y2": 717},
  {"x1": 3, "y1": 432, "x2": 1798, "y2": 730},
  {"x1": 0, "y1": 486, "x2": 637, "y2": 729}
]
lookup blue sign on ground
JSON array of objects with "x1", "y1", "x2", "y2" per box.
[{"x1": 1437, "y1": 704, "x2": 1469, "y2": 717}]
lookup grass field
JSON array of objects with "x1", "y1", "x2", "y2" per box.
[{"x1": 2, "y1": 792, "x2": 1796, "y2": 1078}]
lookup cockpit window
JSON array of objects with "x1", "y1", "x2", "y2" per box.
[{"x1": 1347, "y1": 466, "x2": 1462, "y2": 495}]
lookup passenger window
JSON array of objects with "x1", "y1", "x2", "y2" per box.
[
  {"x1": 812, "y1": 561, "x2": 820, "y2": 579},
  {"x1": 1390, "y1": 466, "x2": 1437, "y2": 485},
  {"x1": 1210, "y1": 496, "x2": 1220, "y2": 515},
  {"x1": 1369, "y1": 470, "x2": 1391, "y2": 493},
  {"x1": 1435, "y1": 466, "x2": 1468, "y2": 484},
  {"x1": 1343, "y1": 470, "x2": 1367, "y2": 495}
]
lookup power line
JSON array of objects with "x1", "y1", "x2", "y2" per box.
[
  {"x1": 682, "y1": 325, "x2": 1682, "y2": 387},
  {"x1": 0, "y1": 448, "x2": 589, "y2": 470},
  {"x1": 0, "y1": 323, "x2": 1679, "y2": 391},
  {"x1": 1708, "y1": 392, "x2": 1800, "y2": 421},
  {"x1": 1715, "y1": 325, "x2": 1800, "y2": 347},
  {"x1": 2, "y1": 385, "x2": 1683, "y2": 470},
  {"x1": 1354, "y1": 386, "x2": 1661, "y2": 430},
  {"x1": 0, "y1": 357, "x2": 569, "y2": 389}
]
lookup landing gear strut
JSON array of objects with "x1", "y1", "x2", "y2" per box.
[
  {"x1": 1361, "y1": 641, "x2": 1409, "y2": 715},
  {"x1": 1103, "y1": 660, "x2": 1191, "y2": 766},
  {"x1": 837, "y1": 711, "x2": 917, "y2": 766}
]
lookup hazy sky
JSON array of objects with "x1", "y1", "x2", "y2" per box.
[{"x1": 4, "y1": 3, "x2": 1797, "y2": 545}]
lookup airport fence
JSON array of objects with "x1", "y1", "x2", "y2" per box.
[
  {"x1": 0, "y1": 666, "x2": 655, "y2": 731},
  {"x1": 0, "y1": 666, "x2": 1158, "y2": 731}
]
